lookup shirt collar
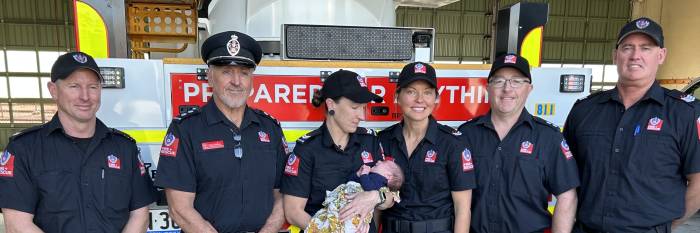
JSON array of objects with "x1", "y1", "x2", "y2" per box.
[
  {"x1": 320, "y1": 122, "x2": 359, "y2": 150},
  {"x1": 474, "y1": 109, "x2": 534, "y2": 129},
  {"x1": 389, "y1": 116, "x2": 439, "y2": 144},
  {"x1": 44, "y1": 114, "x2": 110, "y2": 139},
  {"x1": 599, "y1": 81, "x2": 665, "y2": 106},
  {"x1": 204, "y1": 100, "x2": 260, "y2": 129}
]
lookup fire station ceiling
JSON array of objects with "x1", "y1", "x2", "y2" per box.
[{"x1": 396, "y1": 0, "x2": 630, "y2": 64}]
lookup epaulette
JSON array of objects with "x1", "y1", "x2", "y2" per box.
[
  {"x1": 251, "y1": 108, "x2": 281, "y2": 126},
  {"x1": 110, "y1": 128, "x2": 136, "y2": 143},
  {"x1": 173, "y1": 107, "x2": 201, "y2": 122},
  {"x1": 296, "y1": 129, "x2": 321, "y2": 144},
  {"x1": 532, "y1": 116, "x2": 561, "y2": 131},
  {"x1": 666, "y1": 89, "x2": 698, "y2": 105},
  {"x1": 575, "y1": 90, "x2": 606, "y2": 103},
  {"x1": 356, "y1": 127, "x2": 377, "y2": 136},
  {"x1": 437, "y1": 124, "x2": 461, "y2": 137},
  {"x1": 9, "y1": 124, "x2": 43, "y2": 141}
]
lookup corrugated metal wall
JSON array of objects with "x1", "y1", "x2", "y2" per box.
[
  {"x1": 0, "y1": 0, "x2": 74, "y2": 149},
  {"x1": 397, "y1": 0, "x2": 630, "y2": 64}
]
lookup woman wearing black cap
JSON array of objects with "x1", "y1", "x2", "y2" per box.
[
  {"x1": 281, "y1": 70, "x2": 393, "y2": 233},
  {"x1": 378, "y1": 62, "x2": 476, "y2": 233}
]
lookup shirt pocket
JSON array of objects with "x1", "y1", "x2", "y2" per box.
[
  {"x1": 35, "y1": 170, "x2": 78, "y2": 212},
  {"x1": 639, "y1": 131, "x2": 680, "y2": 180},
  {"x1": 104, "y1": 169, "x2": 130, "y2": 211},
  {"x1": 578, "y1": 130, "x2": 610, "y2": 164},
  {"x1": 511, "y1": 156, "x2": 544, "y2": 198}
]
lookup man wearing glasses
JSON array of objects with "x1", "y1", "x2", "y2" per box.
[
  {"x1": 154, "y1": 31, "x2": 288, "y2": 233},
  {"x1": 458, "y1": 54, "x2": 579, "y2": 233}
]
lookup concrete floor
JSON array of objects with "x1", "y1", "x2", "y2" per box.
[{"x1": 0, "y1": 214, "x2": 698, "y2": 232}]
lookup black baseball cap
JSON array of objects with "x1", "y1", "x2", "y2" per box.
[
  {"x1": 201, "y1": 31, "x2": 262, "y2": 68},
  {"x1": 321, "y1": 70, "x2": 383, "y2": 103},
  {"x1": 489, "y1": 54, "x2": 531, "y2": 81},
  {"x1": 50, "y1": 52, "x2": 103, "y2": 82},
  {"x1": 398, "y1": 62, "x2": 437, "y2": 89},
  {"x1": 617, "y1": 17, "x2": 664, "y2": 48}
]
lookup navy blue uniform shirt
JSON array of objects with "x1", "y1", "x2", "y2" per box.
[
  {"x1": 0, "y1": 114, "x2": 157, "y2": 233},
  {"x1": 563, "y1": 83, "x2": 700, "y2": 232},
  {"x1": 281, "y1": 123, "x2": 383, "y2": 232},
  {"x1": 459, "y1": 110, "x2": 580, "y2": 233},
  {"x1": 378, "y1": 118, "x2": 476, "y2": 222},
  {"x1": 154, "y1": 101, "x2": 288, "y2": 233}
]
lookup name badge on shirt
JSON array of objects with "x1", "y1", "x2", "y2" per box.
[
  {"x1": 424, "y1": 150, "x2": 437, "y2": 163},
  {"x1": 201, "y1": 140, "x2": 225, "y2": 151},
  {"x1": 520, "y1": 141, "x2": 534, "y2": 154},
  {"x1": 361, "y1": 151, "x2": 374, "y2": 164},
  {"x1": 258, "y1": 131, "x2": 270, "y2": 143},
  {"x1": 647, "y1": 117, "x2": 663, "y2": 131},
  {"x1": 461, "y1": 148, "x2": 474, "y2": 172}
]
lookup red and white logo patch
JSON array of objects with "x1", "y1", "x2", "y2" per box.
[
  {"x1": 160, "y1": 132, "x2": 179, "y2": 157},
  {"x1": 520, "y1": 141, "x2": 533, "y2": 154},
  {"x1": 646, "y1": 117, "x2": 663, "y2": 131},
  {"x1": 137, "y1": 153, "x2": 146, "y2": 176},
  {"x1": 0, "y1": 150, "x2": 15, "y2": 177},
  {"x1": 107, "y1": 154, "x2": 121, "y2": 169},
  {"x1": 696, "y1": 116, "x2": 700, "y2": 140},
  {"x1": 414, "y1": 63, "x2": 427, "y2": 74},
  {"x1": 361, "y1": 151, "x2": 374, "y2": 164},
  {"x1": 461, "y1": 148, "x2": 474, "y2": 172},
  {"x1": 282, "y1": 135, "x2": 290, "y2": 154},
  {"x1": 560, "y1": 140, "x2": 573, "y2": 160},
  {"x1": 258, "y1": 131, "x2": 270, "y2": 143},
  {"x1": 284, "y1": 154, "x2": 300, "y2": 176},
  {"x1": 505, "y1": 55, "x2": 517, "y2": 64},
  {"x1": 424, "y1": 150, "x2": 437, "y2": 163},
  {"x1": 356, "y1": 75, "x2": 367, "y2": 87},
  {"x1": 201, "y1": 140, "x2": 225, "y2": 151}
]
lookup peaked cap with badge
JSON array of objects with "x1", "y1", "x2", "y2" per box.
[
  {"x1": 201, "y1": 31, "x2": 263, "y2": 68},
  {"x1": 617, "y1": 17, "x2": 664, "y2": 48}
]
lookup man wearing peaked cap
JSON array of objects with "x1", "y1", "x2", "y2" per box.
[
  {"x1": 155, "y1": 31, "x2": 289, "y2": 233},
  {"x1": 458, "y1": 53, "x2": 579, "y2": 233},
  {"x1": 0, "y1": 51, "x2": 157, "y2": 233},
  {"x1": 564, "y1": 17, "x2": 700, "y2": 233}
]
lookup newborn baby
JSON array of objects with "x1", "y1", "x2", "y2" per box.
[{"x1": 305, "y1": 160, "x2": 404, "y2": 233}]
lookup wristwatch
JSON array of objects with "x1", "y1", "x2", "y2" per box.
[{"x1": 377, "y1": 187, "x2": 389, "y2": 206}]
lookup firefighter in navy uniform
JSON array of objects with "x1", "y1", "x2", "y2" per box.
[
  {"x1": 0, "y1": 52, "x2": 157, "y2": 233},
  {"x1": 379, "y1": 62, "x2": 476, "y2": 233},
  {"x1": 281, "y1": 70, "x2": 395, "y2": 233},
  {"x1": 564, "y1": 17, "x2": 700, "y2": 233},
  {"x1": 458, "y1": 54, "x2": 579, "y2": 233},
  {"x1": 154, "y1": 31, "x2": 288, "y2": 233}
]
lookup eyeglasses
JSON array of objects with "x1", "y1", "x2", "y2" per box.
[
  {"x1": 488, "y1": 77, "x2": 531, "y2": 88},
  {"x1": 233, "y1": 132, "x2": 243, "y2": 159}
]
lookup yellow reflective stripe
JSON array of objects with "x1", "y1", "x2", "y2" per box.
[
  {"x1": 121, "y1": 129, "x2": 311, "y2": 144},
  {"x1": 121, "y1": 129, "x2": 167, "y2": 144},
  {"x1": 283, "y1": 129, "x2": 311, "y2": 143}
]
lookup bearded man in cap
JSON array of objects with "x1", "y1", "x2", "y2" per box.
[{"x1": 154, "y1": 31, "x2": 288, "y2": 233}]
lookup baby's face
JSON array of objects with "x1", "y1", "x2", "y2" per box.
[{"x1": 371, "y1": 160, "x2": 395, "y2": 180}]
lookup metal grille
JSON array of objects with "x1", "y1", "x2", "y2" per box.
[{"x1": 284, "y1": 24, "x2": 415, "y2": 61}]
